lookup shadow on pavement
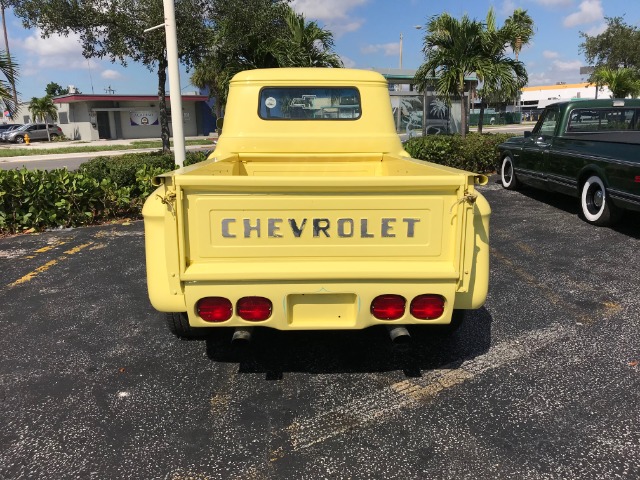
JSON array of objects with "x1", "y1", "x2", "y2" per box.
[{"x1": 203, "y1": 307, "x2": 492, "y2": 379}]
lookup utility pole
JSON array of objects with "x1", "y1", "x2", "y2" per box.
[{"x1": 144, "y1": 0, "x2": 186, "y2": 168}]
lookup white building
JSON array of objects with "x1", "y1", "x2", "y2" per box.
[
  {"x1": 521, "y1": 82, "x2": 613, "y2": 111},
  {"x1": 11, "y1": 93, "x2": 215, "y2": 141}
]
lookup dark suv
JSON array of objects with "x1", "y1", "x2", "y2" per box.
[{"x1": 3, "y1": 123, "x2": 63, "y2": 143}]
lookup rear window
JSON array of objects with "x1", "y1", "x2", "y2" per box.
[
  {"x1": 259, "y1": 87, "x2": 361, "y2": 120},
  {"x1": 567, "y1": 108, "x2": 639, "y2": 132}
]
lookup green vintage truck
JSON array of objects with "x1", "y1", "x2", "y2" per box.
[{"x1": 498, "y1": 99, "x2": 640, "y2": 226}]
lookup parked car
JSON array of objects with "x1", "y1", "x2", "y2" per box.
[
  {"x1": 0, "y1": 123, "x2": 22, "y2": 134},
  {"x1": 0, "y1": 124, "x2": 23, "y2": 141},
  {"x1": 3, "y1": 123, "x2": 63, "y2": 143},
  {"x1": 497, "y1": 98, "x2": 640, "y2": 226}
]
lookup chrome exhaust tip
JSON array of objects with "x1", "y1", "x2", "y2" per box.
[{"x1": 387, "y1": 326, "x2": 411, "y2": 344}]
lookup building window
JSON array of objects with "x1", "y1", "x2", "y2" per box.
[{"x1": 59, "y1": 112, "x2": 69, "y2": 124}]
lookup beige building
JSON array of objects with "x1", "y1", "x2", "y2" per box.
[{"x1": 12, "y1": 93, "x2": 214, "y2": 141}]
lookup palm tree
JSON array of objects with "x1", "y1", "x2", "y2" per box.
[
  {"x1": 477, "y1": 8, "x2": 529, "y2": 133},
  {"x1": 28, "y1": 96, "x2": 58, "y2": 141},
  {"x1": 504, "y1": 8, "x2": 534, "y2": 113},
  {"x1": 414, "y1": 14, "x2": 487, "y2": 138},
  {"x1": 504, "y1": 8, "x2": 534, "y2": 62},
  {"x1": 273, "y1": 8, "x2": 343, "y2": 68},
  {"x1": 591, "y1": 67, "x2": 640, "y2": 98},
  {"x1": 191, "y1": 59, "x2": 225, "y2": 120},
  {"x1": 0, "y1": 50, "x2": 17, "y2": 118},
  {"x1": 0, "y1": 0, "x2": 18, "y2": 109}
]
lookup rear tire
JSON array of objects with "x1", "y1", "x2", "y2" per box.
[
  {"x1": 166, "y1": 312, "x2": 201, "y2": 339},
  {"x1": 580, "y1": 175, "x2": 621, "y2": 226},
  {"x1": 500, "y1": 155, "x2": 519, "y2": 190},
  {"x1": 434, "y1": 309, "x2": 466, "y2": 335},
  {"x1": 49, "y1": 133, "x2": 58, "y2": 140}
]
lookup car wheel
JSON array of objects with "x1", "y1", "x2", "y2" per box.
[
  {"x1": 166, "y1": 312, "x2": 202, "y2": 339},
  {"x1": 433, "y1": 309, "x2": 466, "y2": 335},
  {"x1": 49, "y1": 133, "x2": 58, "y2": 140},
  {"x1": 500, "y1": 155, "x2": 519, "y2": 190},
  {"x1": 14, "y1": 136, "x2": 24, "y2": 144},
  {"x1": 580, "y1": 175, "x2": 621, "y2": 226}
]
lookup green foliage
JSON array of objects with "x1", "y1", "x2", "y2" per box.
[
  {"x1": 414, "y1": 10, "x2": 529, "y2": 136},
  {"x1": 590, "y1": 67, "x2": 640, "y2": 98},
  {"x1": 14, "y1": 0, "x2": 209, "y2": 152},
  {"x1": 0, "y1": 151, "x2": 209, "y2": 234},
  {"x1": 28, "y1": 95, "x2": 58, "y2": 129},
  {"x1": 45, "y1": 81, "x2": 71, "y2": 96},
  {"x1": 580, "y1": 17, "x2": 640, "y2": 71},
  {"x1": 404, "y1": 133, "x2": 515, "y2": 173}
]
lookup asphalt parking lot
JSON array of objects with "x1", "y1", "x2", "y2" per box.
[{"x1": 1, "y1": 177, "x2": 639, "y2": 479}]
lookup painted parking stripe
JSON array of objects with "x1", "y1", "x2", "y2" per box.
[
  {"x1": 8, "y1": 242, "x2": 94, "y2": 287},
  {"x1": 286, "y1": 323, "x2": 572, "y2": 450}
]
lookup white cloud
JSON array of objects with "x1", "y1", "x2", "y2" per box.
[
  {"x1": 552, "y1": 59, "x2": 583, "y2": 71},
  {"x1": 563, "y1": 0, "x2": 603, "y2": 28},
  {"x1": 543, "y1": 50, "x2": 560, "y2": 59},
  {"x1": 18, "y1": 29, "x2": 91, "y2": 71},
  {"x1": 291, "y1": 0, "x2": 368, "y2": 21},
  {"x1": 291, "y1": 0, "x2": 368, "y2": 37},
  {"x1": 340, "y1": 55, "x2": 356, "y2": 68},
  {"x1": 499, "y1": 0, "x2": 517, "y2": 16},
  {"x1": 101, "y1": 70, "x2": 123, "y2": 80},
  {"x1": 361, "y1": 43, "x2": 400, "y2": 56},
  {"x1": 583, "y1": 22, "x2": 607, "y2": 36},
  {"x1": 534, "y1": 0, "x2": 573, "y2": 6}
]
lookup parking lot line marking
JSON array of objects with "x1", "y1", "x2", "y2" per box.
[
  {"x1": 285, "y1": 323, "x2": 572, "y2": 451},
  {"x1": 34, "y1": 241, "x2": 68, "y2": 254},
  {"x1": 8, "y1": 242, "x2": 94, "y2": 288}
]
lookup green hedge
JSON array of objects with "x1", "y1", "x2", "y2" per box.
[
  {"x1": 0, "y1": 150, "x2": 209, "y2": 234},
  {"x1": 404, "y1": 133, "x2": 515, "y2": 173},
  {"x1": 1, "y1": 136, "x2": 512, "y2": 235}
]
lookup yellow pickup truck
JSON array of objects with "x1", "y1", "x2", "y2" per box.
[{"x1": 143, "y1": 68, "x2": 490, "y2": 342}]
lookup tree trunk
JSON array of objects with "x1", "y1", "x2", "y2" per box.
[
  {"x1": 459, "y1": 90, "x2": 467, "y2": 138},
  {"x1": 478, "y1": 100, "x2": 485, "y2": 134},
  {"x1": 157, "y1": 56, "x2": 171, "y2": 153}
]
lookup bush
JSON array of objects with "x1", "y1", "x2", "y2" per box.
[
  {"x1": 404, "y1": 133, "x2": 516, "y2": 173},
  {"x1": 77, "y1": 151, "x2": 175, "y2": 195},
  {"x1": 0, "y1": 150, "x2": 209, "y2": 234}
]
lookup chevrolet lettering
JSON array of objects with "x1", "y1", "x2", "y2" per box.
[
  {"x1": 219, "y1": 217, "x2": 421, "y2": 239},
  {"x1": 143, "y1": 68, "x2": 491, "y2": 342}
]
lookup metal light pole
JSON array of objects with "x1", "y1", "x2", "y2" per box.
[
  {"x1": 144, "y1": 0, "x2": 186, "y2": 168},
  {"x1": 399, "y1": 33, "x2": 403, "y2": 69}
]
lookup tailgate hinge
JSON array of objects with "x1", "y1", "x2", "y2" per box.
[
  {"x1": 157, "y1": 190, "x2": 177, "y2": 215},
  {"x1": 450, "y1": 190, "x2": 477, "y2": 213}
]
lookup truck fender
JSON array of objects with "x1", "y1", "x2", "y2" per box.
[{"x1": 142, "y1": 186, "x2": 187, "y2": 313}]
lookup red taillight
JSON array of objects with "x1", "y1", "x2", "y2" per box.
[
  {"x1": 410, "y1": 294, "x2": 445, "y2": 320},
  {"x1": 371, "y1": 294, "x2": 406, "y2": 320},
  {"x1": 237, "y1": 297, "x2": 272, "y2": 321},
  {"x1": 197, "y1": 297, "x2": 233, "y2": 322}
]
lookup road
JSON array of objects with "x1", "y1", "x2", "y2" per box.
[
  {"x1": 0, "y1": 145, "x2": 213, "y2": 171},
  {"x1": 1, "y1": 178, "x2": 639, "y2": 479}
]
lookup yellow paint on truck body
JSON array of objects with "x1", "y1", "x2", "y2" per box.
[{"x1": 143, "y1": 68, "x2": 490, "y2": 330}]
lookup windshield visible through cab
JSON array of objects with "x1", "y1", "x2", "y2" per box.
[{"x1": 259, "y1": 87, "x2": 361, "y2": 120}]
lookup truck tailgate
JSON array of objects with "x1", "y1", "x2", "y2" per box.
[{"x1": 173, "y1": 163, "x2": 472, "y2": 282}]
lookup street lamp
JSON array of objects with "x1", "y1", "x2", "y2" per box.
[
  {"x1": 143, "y1": 0, "x2": 186, "y2": 168},
  {"x1": 399, "y1": 26, "x2": 423, "y2": 70}
]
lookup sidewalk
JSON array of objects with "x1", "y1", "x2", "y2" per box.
[{"x1": 0, "y1": 136, "x2": 217, "y2": 165}]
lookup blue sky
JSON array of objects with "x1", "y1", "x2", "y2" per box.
[{"x1": 3, "y1": 0, "x2": 639, "y2": 100}]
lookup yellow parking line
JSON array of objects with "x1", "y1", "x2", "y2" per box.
[{"x1": 8, "y1": 242, "x2": 93, "y2": 288}]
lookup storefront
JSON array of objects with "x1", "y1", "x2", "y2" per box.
[{"x1": 14, "y1": 93, "x2": 215, "y2": 141}]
